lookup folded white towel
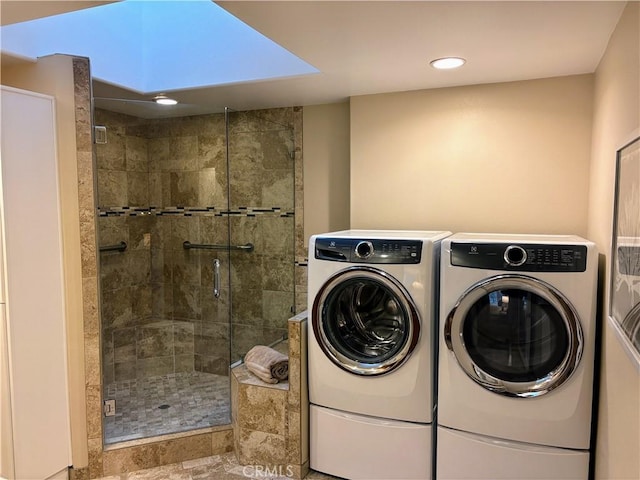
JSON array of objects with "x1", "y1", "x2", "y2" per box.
[{"x1": 244, "y1": 345, "x2": 289, "y2": 384}]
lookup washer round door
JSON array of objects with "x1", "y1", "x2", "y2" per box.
[
  {"x1": 444, "y1": 274, "x2": 583, "y2": 397},
  {"x1": 312, "y1": 266, "x2": 421, "y2": 376}
]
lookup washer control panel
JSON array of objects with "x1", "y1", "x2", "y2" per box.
[
  {"x1": 315, "y1": 237, "x2": 422, "y2": 264},
  {"x1": 450, "y1": 242, "x2": 587, "y2": 272}
]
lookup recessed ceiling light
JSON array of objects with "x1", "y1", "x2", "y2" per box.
[
  {"x1": 430, "y1": 57, "x2": 466, "y2": 70},
  {"x1": 153, "y1": 95, "x2": 178, "y2": 106}
]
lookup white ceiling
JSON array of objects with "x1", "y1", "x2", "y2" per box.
[{"x1": 1, "y1": 1, "x2": 627, "y2": 118}]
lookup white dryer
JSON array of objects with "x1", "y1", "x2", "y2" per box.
[
  {"x1": 308, "y1": 230, "x2": 450, "y2": 480},
  {"x1": 436, "y1": 233, "x2": 598, "y2": 480}
]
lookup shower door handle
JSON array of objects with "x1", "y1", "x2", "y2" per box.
[{"x1": 213, "y1": 259, "x2": 221, "y2": 299}]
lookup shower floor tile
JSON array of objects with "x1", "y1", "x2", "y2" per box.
[{"x1": 103, "y1": 371, "x2": 230, "y2": 444}]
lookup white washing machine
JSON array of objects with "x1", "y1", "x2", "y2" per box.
[
  {"x1": 436, "y1": 233, "x2": 598, "y2": 480},
  {"x1": 308, "y1": 230, "x2": 450, "y2": 480}
]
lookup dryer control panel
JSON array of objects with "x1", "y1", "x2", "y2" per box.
[
  {"x1": 450, "y1": 242, "x2": 587, "y2": 272},
  {"x1": 315, "y1": 237, "x2": 422, "y2": 264}
]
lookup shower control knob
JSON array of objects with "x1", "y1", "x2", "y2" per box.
[
  {"x1": 355, "y1": 241, "x2": 374, "y2": 259},
  {"x1": 504, "y1": 245, "x2": 527, "y2": 267}
]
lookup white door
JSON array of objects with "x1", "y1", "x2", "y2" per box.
[{"x1": 0, "y1": 85, "x2": 71, "y2": 480}]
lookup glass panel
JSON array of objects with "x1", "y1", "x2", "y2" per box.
[
  {"x1": 321, "y1": 277, "x2": 411, "y2": 364},
  {"x1": 226, "y1": 109, "x2": 296, "y2": 364},
  {"x1": 96, "y1": 108, "x2": 231, "y2": 444},
  {"x1": 462, "y1": 289, "x2": 568, "y2": 382}
]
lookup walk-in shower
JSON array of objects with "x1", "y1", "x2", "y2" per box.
[{"x1": 95, "y1": 105, "x2": 298, "y2": 444}]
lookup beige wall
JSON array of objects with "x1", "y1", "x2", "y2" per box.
[
  {"x1": 350, "y1": 75, "x2": 594, "y2": 236},
  {"x1": 589, "y1": 2, "x2": 640, "y2": 479},
  {"x1": 303, "y1": 102, "x2": 351, "y2": 241},
  {"x1": 1, "y1": 56, "x2": 88, "y2": 466}
]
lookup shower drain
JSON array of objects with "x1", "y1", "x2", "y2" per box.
[{"x1": 158, "y1": 404, "x2": 171, "y2": 410}]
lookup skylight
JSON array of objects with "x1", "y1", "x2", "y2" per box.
[{"x1": 0, "y1": 0, "x2": 319, "y2": 94}]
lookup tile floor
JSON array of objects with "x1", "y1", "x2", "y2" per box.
[
  {"x1": 94, "y1": 452, "x2": 341, "y2": 480},
  {"x1": 104, "y1": 371, "x2": 230, "y2": 444}
]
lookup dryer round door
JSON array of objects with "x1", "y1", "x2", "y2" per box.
[
  {"x1": 444, "y1": 274, "x2": 583, "y2": 397},
  {"x1": 312, "y1": 266, "x2": 421, "y2": 376}
]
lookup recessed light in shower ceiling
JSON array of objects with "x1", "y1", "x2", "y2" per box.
[
  {"x1": 430, "y1": 57, "x2": 466, "y2": 69},
  {"x1": 0, "y1": 0, "x2": 319, "y2": 94}
]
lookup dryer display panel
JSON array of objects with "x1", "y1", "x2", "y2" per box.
[
  {"x1": 313, "y1": 266, "x2": 420, "y2": 376},
  {"x1": 450, "y1": 242, "x2": 587, "y2": 272},
  {"x1": 445, "y1": 275, "x2": 583, "y2": 397}
]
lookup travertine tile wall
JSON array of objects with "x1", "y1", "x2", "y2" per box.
[{"x1": 232, "y1": 312, "x2": 310, "y2": 479}]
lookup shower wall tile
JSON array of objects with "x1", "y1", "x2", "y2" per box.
[
  {"x1": 170, "y1": 216, "x2": 201, "y2": 250},
  {"x1": 113, "y1": 328, "x2": 137, "y2": 364},
  {"x1": 262, "y1": 255, "x2": 294, "y2": 291},
  {"x1": 173, "y1": 252, "x2": 202, "y2": 286},
  {"x1": 198, "y1": 168, "x2": 225, "y2": 207},
  {"x1": 175, "y1": 354, "x2": 195, "y2": 373},
  {"x1": 101, "y1": 287, "x2": 133, "y2": 329},
  {"x1": 228, "y1": 217, "x2": 258, "y2": 249},
  {"x1": 127, "y1": 171, "x2": 150, "y2": 206},
  {"x1": 98, "y1": 169, "x2": 128, "y2": 207},
  {"x1": 137, "y1": 356, "x2": 173, "y2": 378},
  {"x1": 125, "y1": 135, "x2": 148, "y2": 172},
  {"x1": 100, "y1": 254, "x2": 129, "y2": 293},
  {"x1": 198, "y1": 132, "x2": 226, "y2": 170},
  {"x1": 96, "y1": 127, "x2": 126, "y2": 170},
  {"x1": 131, "y1": 285, "x2": 152, "y2": 320},
  {"x1": 232, "y1": 324, "x2": 265, "y2": 360},
  {"x1": 127, "y1": 215, "x2": 153, "y2": 249},
  {"x1": 174, "y1": 322, "x2": 195, "y2": 355},
  {"x1": 173, "y1": 283, "x2": 202, "y2": 320},
  {"x1": 137, "y1": 323, "x2": 174, "y2": 359},
  {"x1": 114, "y1": 360, "x2": 137, "y2": 381},
  {"x1": 169, "y1": 171, "x2": 199, "y2": 206},
  {"x1": 170, "y1": 136, "x2": 199, "y2": 171},
  {"x1": 228, "y1": 166, "x2": 261, "y2": 207},
  {"x1": 261, "y1": 130, "x2": 294, "y2": 170},
  {"x1": 262, "y1": 169, "x2": 294, "y2": 209},
  {"x1": 148, "y1": 137, "x2": 170, "y2": 172},
  {"x1": 98, "y1": 216, "x2": 129, "y2": 246},
  {"x1": 259, "y1": 216, "x2": 294, "y2": 255},
  {"x1": 262, "y1": 291, "x2": 294, "y2": 331},
  {"x1": 230, "y1": 254, "x2": 262, "y2": 291},
  {"x1": 194, "y1": 354, "x2": 228, "y2": 376},
  {"x1": 231, "y1": 289, "x2": 262, "y2": 327},
  {"x1": 129, "y1": 250, "x2": 151, "y2": 285}
]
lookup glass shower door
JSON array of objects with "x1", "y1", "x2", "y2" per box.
[
  {"x1": 97, "y1": 109, "x2": 233, "y2": 443},
  {"x1": 226, "y1": 108, "x2": 296, "y2": 364}
]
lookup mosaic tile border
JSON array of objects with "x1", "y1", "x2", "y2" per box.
[{"x1": 98, "y1": 206, "x2": 295, "y2": 218}]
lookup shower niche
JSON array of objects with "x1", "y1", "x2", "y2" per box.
[{"x1": 95, "y1": 106, "x2": 298, "y2": 444}]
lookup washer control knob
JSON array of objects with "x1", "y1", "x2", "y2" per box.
[
  {"x1": 355, "y1": 241, "x2": 374, "y2": 259},
  {"x1": 504, "y1": 245, "x2": 527, "y2": 266}
]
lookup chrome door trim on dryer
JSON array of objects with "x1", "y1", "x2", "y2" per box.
[
  {"x1": 312, "y1": 265, "x2": 421, "y2": 376},
  {"x1": 444, "y1": 274, "x2": 583, "y2": 398}
]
